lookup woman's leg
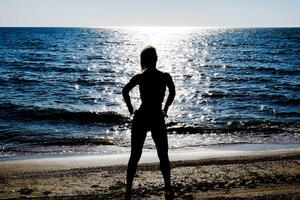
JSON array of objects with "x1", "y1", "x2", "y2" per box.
[
  {"x1": 126, "y1": 125, "x2": 147, "y2": 198},
  {"x1": 152, "y1": 128, "x2": 171, "y2": 191}
]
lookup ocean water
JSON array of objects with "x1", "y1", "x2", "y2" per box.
[{"x1": 0, "y1": 27, "x2": 300, "y2": 159}]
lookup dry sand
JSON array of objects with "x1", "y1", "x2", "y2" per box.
[{"x1": 0, "y1": 148, "x2": 300, "y2": 199}]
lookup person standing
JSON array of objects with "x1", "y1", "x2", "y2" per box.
[{"x1": 122, "y1": 46, "x2": 175, "y2": 199}]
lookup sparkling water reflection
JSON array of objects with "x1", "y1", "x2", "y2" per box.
[{"x1": 0, "y1": 27, "x2": 300, "y2": 158}]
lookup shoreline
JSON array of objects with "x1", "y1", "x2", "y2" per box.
[
  {"x1": 1, "y1": 144, "x2": 300, "y2": 174},
  {"x1": 2, "y1": 143, "x2": 300, "y2": 161}
]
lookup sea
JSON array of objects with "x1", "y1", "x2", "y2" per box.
[{"x1": 0, "y1": 27, "x2": 300, "y2": 159}]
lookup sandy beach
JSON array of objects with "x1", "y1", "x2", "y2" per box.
[{"x1": 1, "y1": 147, "x2": 300, "y2": 200}]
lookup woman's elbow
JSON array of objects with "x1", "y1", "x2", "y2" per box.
[
  {"x1": 171, "y1": 90, "x2": 176, "y2": 98},
  {"x1": 122, "y1": 87, "x2": 129, "y2": 97}
]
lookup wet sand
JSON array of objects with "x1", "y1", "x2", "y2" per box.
[{"x1": 0, "y1": 148, "x2": 300, "y2": 199}]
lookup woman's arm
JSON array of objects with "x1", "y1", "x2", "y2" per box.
[
  {"x1": 163, "y1": 73, "x2": 175, "y2": 115},
  {"x1": 122, "y1": 75, "x2": 139, "y2": 115}
]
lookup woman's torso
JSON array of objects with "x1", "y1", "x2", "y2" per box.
[{"x1": 137, "y1": 68, "x2": 167, "y2": 114}]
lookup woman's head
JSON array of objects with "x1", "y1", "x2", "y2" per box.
[{"x1": 140, "y1": 46, "x2": 157, "y2": 70}]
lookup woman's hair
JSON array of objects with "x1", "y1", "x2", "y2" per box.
[{"x1": 140, "y1": 46, "x2": 157, "y2": 70}]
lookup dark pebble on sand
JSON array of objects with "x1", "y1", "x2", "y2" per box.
[
  {"x1": 43, "y1": 191, "x2": 52, "y2": 195},
  {"x1": 19, "y1": 187, "x2": 34, "y2": 195},
  {"x1": 109, "y1": 181, "x2": 125, "y2": 190},
  {"x1": 91, "y1": 184, "x2": 99, "y2": 188},
  {"x1": 199, "y1": 186, "x2": 208, "y2": 192},
  {"x1": 182, "y1": 194, "x2": 194, "y2": 200}
]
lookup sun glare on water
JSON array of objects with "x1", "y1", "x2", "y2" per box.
[
  {"x1": 128, "y1": 26, "x2": 200, "y2": 45},
  {"x1": 93, "y1": 26, "x2": 216, "y2": 124}
]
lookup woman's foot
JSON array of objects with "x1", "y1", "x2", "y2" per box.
[
  {"x1": 165, "y1": 187, "x2": 174, "y2": 200},
  {"x1": 124, "y1": 189, "x2": 131, "y2": 200}
]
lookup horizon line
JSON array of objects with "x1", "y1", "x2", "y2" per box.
[{"x1": 0, "y1": 25, "x2": 300, "y2": 29}]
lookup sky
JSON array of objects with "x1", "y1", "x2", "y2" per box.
[{"x1": 0, "y1": 0, "x2": 299, "y2": 27}]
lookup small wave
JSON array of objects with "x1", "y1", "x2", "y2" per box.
[
  {"x1": 250, "y1": 66, "x2": 300, "y2": 75},
  {"x1": 274, "y1": 111, "x2": 300, "y2": 117},
  {"x1": 87, "y1": 55, "x2": 104, "y2": 60},
  {"x1": 0, "y1": 137, "x2": 116, "y2": 156},
  {"x1": 0, "y1": 103, "x2": 129, "y2": 124},
  {"x1": 50, "y1": 66, "x2": 87, "y2": 73},
  {"x1": 4, "y1": 61, "x2": 87, "y2": 73},
  {"x1": 166, "y1": 120, "x2": 299, "y2": 135},
  {"x1": 278, "y1": 98, "x2": 300, "y2": 106},
  {"x1": 76, "y1": 78, "x2": 116, "y2": 86},
  {"x1": 201, "y1": 90, "x2": 228, "y2": 98},
  {"x1": 9, "y1": 76, "x2": 41, "y2": 84},
  {"x1": 37, "y1": 137, "x2": 115, "y2": 146}
]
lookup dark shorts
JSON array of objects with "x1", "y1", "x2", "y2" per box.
[
  {"x1": 131, "y1": 109, "x2": 168, "y2": 152},
  {"x1": 132, "y1": 109, "x2": 166, "y2": 134}
]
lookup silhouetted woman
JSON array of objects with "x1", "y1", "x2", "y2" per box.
[{"x1": 122, "y1": 46, "x2": 175, "y2": 199}]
